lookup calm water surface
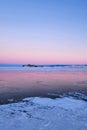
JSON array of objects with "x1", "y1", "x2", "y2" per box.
[{"x1": 0, "y1": 68, "x2": 87, "y2": 104}]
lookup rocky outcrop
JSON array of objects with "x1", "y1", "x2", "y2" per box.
[{"x1": 22, "y1": 64, "x2": 38, "y2": 67}]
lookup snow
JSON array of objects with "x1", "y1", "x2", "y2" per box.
[{"x1": 0, "y1": 97, "x2": 87, "y2": 130}]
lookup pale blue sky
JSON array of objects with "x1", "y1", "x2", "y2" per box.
[{"x1": 0, "y1": 0, "x2": 87, "y2": 64}]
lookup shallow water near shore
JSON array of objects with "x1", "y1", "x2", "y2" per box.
[{"x1": 0, "y1": 65, "x2": 87, "y2": 104}]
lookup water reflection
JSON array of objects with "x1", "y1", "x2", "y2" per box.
[{"x1": 0, "y1": 70, "x2": 87, "y2": 104}]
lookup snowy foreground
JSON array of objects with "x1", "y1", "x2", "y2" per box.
[{"x1": 0, "y1": 97, "x2": 87, "y2": 130}]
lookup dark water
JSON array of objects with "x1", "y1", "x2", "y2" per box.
[{"x1": 0, "y1": 65, "x2": 87, "y2": 104}]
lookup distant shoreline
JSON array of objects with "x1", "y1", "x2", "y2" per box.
[
  {"x1": 0, "y1": 64, "x2": 87, "y2": 68},
  {"x1": 22, "y1": 64, "x2": 87, "y2": 67}
]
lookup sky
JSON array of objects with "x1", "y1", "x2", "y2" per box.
[{"x1": 0, "y1": 0, "x2": 87, "y2": 64}]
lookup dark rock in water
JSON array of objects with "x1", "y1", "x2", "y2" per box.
[
  {"x1": 22, "y1": 64, "x2": 47, "y2": 67},
  {"x1": 22, "y1": 64, "x2": 38, "y2": 67},
  {"x1": 22, "y1": 65, "x2": 25, "y2": 67}
]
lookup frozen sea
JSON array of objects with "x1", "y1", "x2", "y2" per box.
[
  {"x1": 0, "y1": 96, "x2": 87, "y2": 130},
  {"x1": 0, "y1": 64, "x2": 87, "y2": 130}
]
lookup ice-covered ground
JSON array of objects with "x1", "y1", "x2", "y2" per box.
[{"x1": 0, "y1": 97, "x2": 87, "y2": 130}]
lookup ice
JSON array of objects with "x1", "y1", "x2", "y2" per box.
[
  {"x1": 0, "y1": 97, "x2": 87, "y2": 130},
  {"x1": 48, "y1": 92, "x2": 87, "y2": 101}
]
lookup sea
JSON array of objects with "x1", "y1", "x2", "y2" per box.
[{"x1": 0, "y1": 64, "x2": 87, "y2": 104}]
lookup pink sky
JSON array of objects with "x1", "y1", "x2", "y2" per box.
[{"x1": 0, "y1": 0, "x2": 87, "y2": 64}]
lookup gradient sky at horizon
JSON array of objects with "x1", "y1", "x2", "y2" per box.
[{"x1": 0, "y1": 0, "x2": 87, "y2": 64}]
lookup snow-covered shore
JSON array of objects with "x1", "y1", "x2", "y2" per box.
[{"x1": 0, "y1": 97, "x2": 87, "y2": 130}]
